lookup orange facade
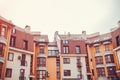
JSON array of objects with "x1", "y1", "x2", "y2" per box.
[{"x1": 0, "y1": 16, "x2": 14, "y2": 79}]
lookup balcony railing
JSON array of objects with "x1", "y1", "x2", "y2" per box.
[
  {"x1": 77, "y1": 62, "x2": 82, "y2": 68},
  {"x1": 19, "y1": 76, "x2": 26, "y2": 80}
]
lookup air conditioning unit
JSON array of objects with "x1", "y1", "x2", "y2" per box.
[{"x1": 18, "y1": 56, "x2": 21, "y2": 60}]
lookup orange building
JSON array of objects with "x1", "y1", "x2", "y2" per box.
[
  {"x1": 86, "y1": 32, "x2": 117, "y2": 80},
  {"x1": 0, "y1": 16, "x2": 14, "y2": 79},
  {"x1": 111, "y1": 21, "x2": 120, "y2": 79},
  {"x1": 32, "y1": 32, "x2": 49, "y2": 80}
]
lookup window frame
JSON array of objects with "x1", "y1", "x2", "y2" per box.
[
  {"x1": 63, "y1": 46, "x2": 69, "y2": 54},
  {"x1": 63, "y1": 58, "x2": 70, "y2": 64},
  {"x1": 5, "y1": 68, "x2": 12, "y2": 77},
  {"x1": 8, "y1": 52, "x2": 14, "y2": 61},
  {"x1": 64, "y1": 70, "x2": 71, "y2": 76},
  {"x1": 76, "y1": 46, "x2": 81, "y2": 54}
]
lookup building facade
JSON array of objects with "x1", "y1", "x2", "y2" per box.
[
  {"x1": 5, "y1": 26, "x2": 34, "y2": 80},
  {"x1": 87, "y1": 32, "x2": 117, "y2": 80},
  {"x1": 54, "y1": 31, "x2": 88, "y2": 80},
  {"x1": 0, "y1": 16, "x2": 14, "y2": 79}
]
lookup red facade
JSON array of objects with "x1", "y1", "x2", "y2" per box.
[
  {"x1": 61, "y1": 40, "x2": 87, "y2": 54},
  {"x1": 10, "y1": 27, "x2": 34, "y2": 52}
]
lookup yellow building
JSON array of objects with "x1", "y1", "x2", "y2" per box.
[
  {"x1": 0, "y1": 16, "x2": 14, "y2": 79},
  {"x1": 87, "y1": 32, "x2": 117, "y2": 80}
]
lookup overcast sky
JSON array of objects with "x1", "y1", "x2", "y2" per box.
[{"x1": 0, "y1": 0, "x2": 120, "y2": 41}]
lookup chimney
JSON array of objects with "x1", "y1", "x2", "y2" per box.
[
  {"x1": 24, "y1": 25, "x2": 31, "y2": 31},
  {"x1": 82, "y1": 31, "x2": 87, "y2": 40},
  {"x1": 118, "y1": 20, "x2": 120, "y2": 27}
]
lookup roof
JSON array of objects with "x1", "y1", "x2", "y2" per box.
[
  {"x1": 86, "y1": 33, "x2": 111, "y2": 44},
  {"x1": 34, "y1": 35, "x2": 49, "y2": 43},
  {"x1": 58, "y1": 34, "x2": 83, "y2": 40},
  {"x1": 0, "y1": 16, "x2": 14, "y2": 26}
]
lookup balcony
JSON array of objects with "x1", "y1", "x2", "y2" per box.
[
  {"x1": 37, "y1": 53, "x2": 47, "y2": 57},
  {"x1": 96, "y1": 64, "x2": 105, "y2": 68},
  {"x1": 104, "y1": 51, "x2": 113, "y2": 56},
  {"x1": 77, "y1": 62, "x2": 82, "y2": 68},
  {"x1": 19, "y1": 76, "x2": 26, "y2": 80},
  {"x1": 106, "y1": 63, "x2": 116, "y2": 67},
  {"x1": 0, "y1": 56, "x2": 4, "y2": 63},
  {"x1": 36, "y1": 66, "x2": 46, "y2": 70},
  {"x1": 0, "y1": 36, "x2": 7, "y2": 45},
  {"x1": 94, "y1": 53, "x2": 103, "y2": 57}
]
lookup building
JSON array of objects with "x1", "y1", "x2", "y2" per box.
[
  {"x1": 54, "y1": 31, "x2": 87, "y2": 80},
  {"x1": 5, "y1": 25, "x2": 34, "y2": 80},
  {"x1": 32, "y1": 32, "x2": 49, "y2": 80},
  {"x1": 0, "y1": 16, "x2": 14, "y2": 79},
  {"x1": 86, "y1": 32, "x2": 117, "y2": 80},
  {"x1": 47, "y1": 42, "x2": 60, "y2": 80},
  {"x1": 111, "y1": 21, "x2": 120, "y2": 79}
]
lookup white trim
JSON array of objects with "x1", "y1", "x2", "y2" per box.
[
  {"x1": 61, "y1": 53, "x2": 87, "y2": 57},
  {"x1": 0, "y1": 36, "x2": 7, "y2": 45},
  {"x1": 93, "y1": 43, "x2": 100, "y2": 47},
  {"x1": 0, "y1": 57, "x2": 4, "y2": 63},
  {"x1": 96, "y1": 64, "x2": 105, "y2": 68},
  {"x1": 116, "y1": 70, "x2": 120, "y2": 73},
  {"x1": 104, "y1": 51, "x2": 113, "y2": 56},
  {"x1": 29, "y1": 75, "x2": 35, "y2": 78},
  {"x1": 113, "y1": 46, "x2": 120, "y2": 51},
  {"x1": 94, "y1": 53, "x2": 103, "y2": 57},
  {"x1": 36, "y1": 67, "x2": 46, "y2": 70},
  {"x1": 9, "y1": 47, "x2": 34, "y2": 55},
  {"x1": 37, "y1": 54, "x2": 47, "y2": 57},
  {"x1": 103, "y1": 41, "x2": 111, "y2": 45},
  {"x1": 106, "y1": 63, "x2": 116, "y2": 67}
]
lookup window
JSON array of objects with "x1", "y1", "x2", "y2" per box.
[
  {"x1": 105, "y1": 44, "x2": 109, "y2": 51},
  {"x1": 95, "y1": 46, "x2": 100, "y2": 53},
  {"x1": 12, "y1": 28, "x2": 16, "y2": 34},
  {"x1": 97, "y1": 68, "x2": 105, "y2": 76},
  {"x1": 23, "y1": 40, "x2": 28, "y2": 50},
  {"x1": 105, "y1": 55, "x2": 114, "y2": 63},
  {"x1": 40, "y1": 46, "x2": 44, "y2": 54},
  {"x1": 0, "y1": 43, "x2": 4, "y2": 56},
  {"x1": 116, "y1": 36, "x2": 120, "y2": 47},
  {"x1": 64, "y1": 70, "x2": 71, "y2": 76},
  {"x1": 37, "y1": 70, "x2": 46, "y2": 80},
  {"x1": 10, "y1": 36, "x2": 16, "y2": 47},
  {"x1": 1, "y1": 27, "x2": 6, "y2": 37},
  {"x1": 95, "y1": 56, "x2": 103, "y2": 64},
  {"x1": 57, "y1": 71, "x2": 60, "y2": 78},
  {"x1": 21, "y1": 54, "x2": 26, "y2": 66},
  {"x1": 37, "y1": 57, "x2": 46, "y2": 67},
  {"x1": 5, "y1": 68, "x2": 12, "y2": 77},
  {"x1": 19, "y1": 69, "x2": 25, "y2": 80},
  {"x1": 8, "y1": 52, "x2": 14, "y2": 61},
  {"x1": 107, "y1": 67, "x2": 116, "y2": 76},
  {"x1": 63, "y1": 46, "x2": 69, "y2": 53},
  {"x1": 76, "y1": 46, "x2": 81, "y2": 54},
  {"x1": 63, "y1": 40, "x2": 68, "y2": 44},
  {"x1": 63, "y1": 58, "x2": 70, "y2": 64}
]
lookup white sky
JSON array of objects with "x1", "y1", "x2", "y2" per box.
[{"x1": 0, "y1": 0, "x2": 120, "y2": 41}]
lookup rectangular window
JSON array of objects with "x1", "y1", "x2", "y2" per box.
[
  {"x1": 105, "y1": 55, "x2": 114, "y2": 63},
  {"x1": 63, "y1": 40, "x2": 68, "y2": 44},
  {"x1": 40, "y1": 46, "x2": 44, "y2": 54},
  {"x1": 0, "y1": 43, "x2": 4, "y2": 56},
  {"x1": 23, "y1": 40, "x2": 28, "y2": 50},
  {"x1": 95, "y1": 46, "x2": 100, "y2": 53},
  {"x1": 105, "y1": 44, "x2": 109, "y2": 51},
  {"x1": 10, "y1": 36, "x2": 16, "y2": 47},
  {"x1": 63, "y1": 58, "x2": 70, "y2": 64},
  {"x1": 12, "y1": 28, "x2": 16, "y2": 34},
  {"x1": 107, "y1": 67, "x2": 116, "y2": 76},
  {"x1": 57, "y1": 71, "x2": 60, "y2": 78},
  {"x1": 21, "y1": 54, "x2": 26, "y2": 66},
  {"x1": 64, "y1": 70, "x2": 71, "y2": 76},
  {"x1": 96, "y1": 68, "x2": 105, "y2": 76},
  {"x1": 116, "y1": 36, "x2": 120, "y2": 47},
  {"x1": 37, "y1": 70, "x2": 46, "y2": 80},
  {"x1": 95, "y1": 56, "x2": 103, "y2": 64},
  {"x1": 37, "y1": 57, "x2": 46, "y2": 67},
  {"x1": 5, "y1": 68, "x2": 12, "y2": 77},
  {"x1": 63, "y1": 46, "x2": 69, "y2": 53},
  {"x1": 1, "y1": 27, "x2": 6, "y2": 37},
  {"x1": 76, "y1": 46, "x2": 81, "y2": 54},
  {"x1": 8, "y1": 52, "x2": 14, "y2": 61}
]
